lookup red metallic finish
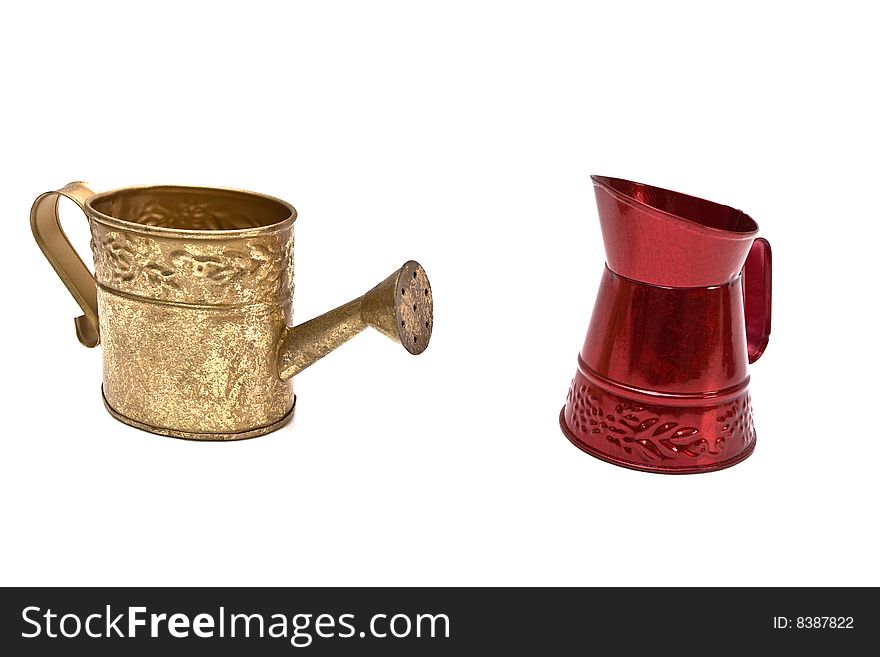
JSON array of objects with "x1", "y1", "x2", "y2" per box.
[
  {"x1": 592, "y1": 175, "x2": 758, "y2": 287},
  {"x1": 560, "y1": 176, "x2": 772, "y2": 474},
  {"x1": 743, "y1": 237, "x2": 772, "y2": 363}
]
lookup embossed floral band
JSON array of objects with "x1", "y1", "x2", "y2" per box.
[{"x1": 31, "y1": 183, "x2": 433, "y2": 440}]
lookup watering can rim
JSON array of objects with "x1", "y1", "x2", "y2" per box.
[{"x1": 85, "y1": 183, "x2": 298, "y2": 239}]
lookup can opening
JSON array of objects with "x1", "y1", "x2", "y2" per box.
[{"x1": 88, "y1": 186, "x2": 295, "y2": 231}]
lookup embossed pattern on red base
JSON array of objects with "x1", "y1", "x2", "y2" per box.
[{"x1": 561, "y1": 376, "x2": 755, "y2": 474}]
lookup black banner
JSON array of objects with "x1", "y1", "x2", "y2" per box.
[{"x1": 1, "y1": 587, "x2": 875, "y2": 654}]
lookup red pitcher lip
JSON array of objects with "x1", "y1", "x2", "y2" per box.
[
  {"x1": 591, "y1": 175, "x2": 759, "y2": 237},
  {"x1": 591, "y1": 175, "x2": 760, "y2": 287}
]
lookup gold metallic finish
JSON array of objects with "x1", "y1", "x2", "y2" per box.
[
  {"x1": 277, "y1": 261, "x2": 433, "y2": 379},
  {"x1": 103, "y1": 388, "x2": 297, "y2": 441},
  {"x1": 30, "y1": 182, "x2": 101, "y2": 347},
  {"x1": 31, "y1": 183, "x2": 433, "y2": 440}
]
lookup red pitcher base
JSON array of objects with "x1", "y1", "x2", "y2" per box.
[{"x1": 560, "y1": 375, "x2": 756, "y2": 474}]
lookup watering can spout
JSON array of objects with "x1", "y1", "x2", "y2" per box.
[{"x1": 276, "y1": 261, "x2": 433, "y2": 380}]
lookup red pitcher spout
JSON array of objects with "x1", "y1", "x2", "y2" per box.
[{"x1": 592, "y1": 175, "x2": 759, "y2": 287}]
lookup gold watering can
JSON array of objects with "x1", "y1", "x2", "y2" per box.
[{"x1": 31, "y1": 182, "x2": 433, "y2": 440}]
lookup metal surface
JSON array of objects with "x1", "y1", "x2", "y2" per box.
[
  {"x1": 31, "y1": 182, "x2": 101, "y2": 347},
  {"x1": 560, "y1": 176, "x2": 772, "y2": 473},
  {"x1": 277, "y1": 260, "x2": 432, "y2": 379},
  {"x1": 31, "y1": 183, "x2": 433, "y2": 440}
]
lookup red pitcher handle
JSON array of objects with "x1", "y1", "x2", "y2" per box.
[{"x1": 743, "y1": 237, "x2": 771, "y2": 363}]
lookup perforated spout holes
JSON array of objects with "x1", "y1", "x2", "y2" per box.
[{"x1": 395, "y1": 261, "x2": 433, "y2": 354}]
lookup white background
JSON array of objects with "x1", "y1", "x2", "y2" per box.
[{"x1": 2, "y1": 1, "x2": 878, "y2": 586}]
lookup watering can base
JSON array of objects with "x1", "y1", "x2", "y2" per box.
[
  {"x1": 559, "y1": 375, "x2": 757, "y2": 474},
  {"x1": 102, "y1": 386, "x2": 297, "y2": 441}
]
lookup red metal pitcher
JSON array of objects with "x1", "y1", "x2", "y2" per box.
[{"x1": 560, "y1": 176, "x2": 772, "y2": 473}]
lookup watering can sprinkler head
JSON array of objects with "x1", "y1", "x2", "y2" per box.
[{"x1": 276, "y1": 260, "x2": 433, "y2": 380}]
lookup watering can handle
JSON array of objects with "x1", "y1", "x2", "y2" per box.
[
  {"x1": 743, "y1": 237, "x2": 771, "y2": 363},
  {"x1": 30, "y1": 182, "x2": 100, "y2": 347}
]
